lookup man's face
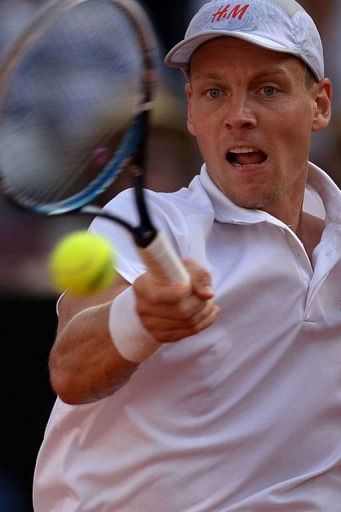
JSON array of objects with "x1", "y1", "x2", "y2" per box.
[{"x1": 186, "y1": 37, "x2": 331, "y2": 217}]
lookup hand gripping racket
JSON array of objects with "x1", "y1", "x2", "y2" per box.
[{"x1": 0, "y1": 0, "x2": 190, "y2": 286}]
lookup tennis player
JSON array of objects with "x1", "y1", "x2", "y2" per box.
[{"x1": 33, "y1": 0, "x2": 341, "y2": 510}]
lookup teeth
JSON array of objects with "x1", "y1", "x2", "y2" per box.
[{"x1": 229, "y1": 147, "x2": 258, "y2": 154}]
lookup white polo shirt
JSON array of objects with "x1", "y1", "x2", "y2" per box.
[{"x1": 33, "y1": 162, "x2": 341, "y2": 512}]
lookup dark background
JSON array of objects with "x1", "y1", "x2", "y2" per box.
[{"x1": 1, "y1": 297, "x2": 56, "y2": 511}]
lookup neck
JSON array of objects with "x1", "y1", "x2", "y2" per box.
[
  {"x1": 264, "y1": 202, "x2": 324, "y2": 263},
  {"x1": 297, "y1": 212, "x2": 325, "y2": 262},
  {"x1": 259, "y1": 169, "x2": 324, "y2": 262}
]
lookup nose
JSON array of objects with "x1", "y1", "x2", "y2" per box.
[{"x1": 224, "y1": 94, "x2": 257, "y2": 130}]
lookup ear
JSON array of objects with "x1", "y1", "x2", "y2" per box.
[
  {"x1": 312, "y1": 79, "x2": 332, "y2": 132},
  {"x1": 185, "y1": 82, "x2": 196, "y2": 136}
]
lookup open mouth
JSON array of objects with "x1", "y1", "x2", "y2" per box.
[{"x1": 226, "y1": 147, "x2": 267, "y2": 168}]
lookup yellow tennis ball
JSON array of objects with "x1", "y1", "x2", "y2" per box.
[{"x1": 49, "y1": 230, "x2": 116, "y2": 296}]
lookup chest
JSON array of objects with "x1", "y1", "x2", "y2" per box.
[{"x1": 205, "y1": 221, "x2": 340, "y2": 329}]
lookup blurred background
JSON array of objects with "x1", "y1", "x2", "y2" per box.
[{"x1": 0, "y1": 1, "x2": 339, "y2": 510}]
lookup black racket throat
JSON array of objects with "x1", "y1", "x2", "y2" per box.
[{"x1": 81, "y1": 204, "x2": 157, "y2": 248}]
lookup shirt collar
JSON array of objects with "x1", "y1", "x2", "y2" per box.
[
  {"x1": 306, "y1": 162, "x2": 341, "y2": 224},
  {"x1": 199, "y1": 162, "x2": 341, "y2": 226},
  {"x1": 199, "y1": 164, "x2": 269, "y2": 225}
]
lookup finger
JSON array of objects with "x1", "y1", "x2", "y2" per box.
[
  {"x1": 183, "y1": 259, "x2": 214, "y2": 300},
  {"x1": 140, "y1": 302, "x2": 220, "y2": 340},
  {"x1": 134, "y1": 273, "x2": 191, "y2": 305},
  {"x1": 148, "y1": 304, "x2": 220, "y2": 344},
  {"x1": 136, "y1": 292, "x2": 209, "y2": 320}
]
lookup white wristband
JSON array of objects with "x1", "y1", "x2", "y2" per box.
[{"x1": 108, "y1": 286, "x2": 161, "y2": 363}]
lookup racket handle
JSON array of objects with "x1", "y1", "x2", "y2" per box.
[{"x1": 138, "y1": 231, "x2": 190, "y2": 285}]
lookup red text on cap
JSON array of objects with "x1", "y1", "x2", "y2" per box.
[{"x1": 212, "y1": 4, "x2": 250, "y2": 23}]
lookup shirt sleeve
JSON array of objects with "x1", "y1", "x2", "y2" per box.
[{"x1": 89, "y1": 188, "x2": 191, "y2": 284}]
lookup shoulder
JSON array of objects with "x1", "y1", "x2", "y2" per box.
[
  {"x1": 106, "y1": 176, "x2": 208, "y2": 211},
  {"x1": 89, "y1": 177, "x2": 214, "y2": 282},
  {"x1": 98, "y1": 176, "x2": 212, "y2": 233}
]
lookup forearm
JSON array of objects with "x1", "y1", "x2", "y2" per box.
[
  {"x1": 50, "y1": 298, "x2": 138, "y2": 405},
  {"x1": 49, "y1": 260, "x2": 218, "y2": 405}
]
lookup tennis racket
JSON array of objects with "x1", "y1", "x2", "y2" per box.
[{"x1": 0, "y1": 0, "x2": 190, "y2": 286}]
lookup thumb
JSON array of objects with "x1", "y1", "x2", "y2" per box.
[{"x1": 183, "y1": 259, "x2": 214, "y2": 300}]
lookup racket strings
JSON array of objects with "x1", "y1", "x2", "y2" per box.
[{"x1": 0, "y1": 0, "x2": 145, "y2": 205}]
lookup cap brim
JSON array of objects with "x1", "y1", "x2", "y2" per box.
[{"x1": 165, "y1": 31, "x2": 294, "y2": 68}]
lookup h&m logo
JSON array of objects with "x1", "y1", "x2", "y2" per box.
[{"x1": 212, "y1": 3, "x2": 250, "y2": 22}]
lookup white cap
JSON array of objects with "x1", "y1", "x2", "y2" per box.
[{"x1": 165, "y1": 0, "x2": 324, "y2": 81}]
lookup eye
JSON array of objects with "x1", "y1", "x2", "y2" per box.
[
  {"x1": 260, "y1": 85, "x2": 279, "y2": 97},
  {"x1": 206, "y1": 88, "x2": 222, "y2": 99}
]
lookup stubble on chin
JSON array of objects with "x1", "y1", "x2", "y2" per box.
[
  {"x1": 231, "y1": 190, "x2": 281, "y2": 210},
  {"x1": 218, "y1": 182, "x2": 282, "y2": 211}
]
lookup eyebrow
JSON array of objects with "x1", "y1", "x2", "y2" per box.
[
  {"x1": 251, "y1": 67, "x2": 289, "y2": 80},
  {"x1": 190, "y1": 67, "x2": 289, "y2": 83}
]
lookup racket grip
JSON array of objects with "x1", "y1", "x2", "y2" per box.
[{"x1": 138, "y1": 231, "x2": 190, "y2": 285}]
